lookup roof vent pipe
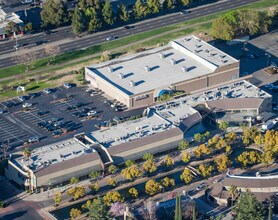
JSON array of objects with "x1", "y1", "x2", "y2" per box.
[
  {"x1": 181, "y1": 66, "x2": 188, "y2": 72},
  {"x1": 108, "y1": 66, "x2": 113, "y2": 73},
  {"x1": 170, "y1": 59, "x2": 176, "y2": 65},
  {"x1": 159, "y1": 53, "x2": 165, "y2": 59},
  {"x1": 130, "y1": 80, "x2": 135, "y2": 87},
  {"x1": 145, "y1": 66, "x2": 150, "y2": 72},
  {"x1": 118, "y1": 73, "x2": 124, "y2": 79}
]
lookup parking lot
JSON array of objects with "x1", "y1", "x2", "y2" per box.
[{"x1": 0, "y1": 85, "x2": 144, "y2": 152}]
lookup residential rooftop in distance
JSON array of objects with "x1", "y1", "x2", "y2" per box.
[{"x1": 14, "y1": 138, "x2": 95, "y2": 172}]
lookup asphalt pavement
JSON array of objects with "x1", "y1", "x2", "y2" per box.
[{"x1": 0, "y1": 0, "x2": 261, "y2": 69}]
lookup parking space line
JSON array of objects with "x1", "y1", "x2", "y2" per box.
[{"x1": 0, "y1": 126, "x2": 24, "y2": 142}]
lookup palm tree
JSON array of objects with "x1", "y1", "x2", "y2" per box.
[
  {"x1": 23, "y1": 147, "x2": 31, "y2": 159},
  {"x1": 228, "y1": 185, "x2": 238, "y2": 207}
]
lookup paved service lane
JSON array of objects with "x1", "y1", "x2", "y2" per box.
[{"x1": 0, "y1": 0, "x2": 260, "y2": 69}]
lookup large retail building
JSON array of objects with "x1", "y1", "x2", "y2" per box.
[{"x1": 85, "y1": 35, "x2": 239, "y2": 108}]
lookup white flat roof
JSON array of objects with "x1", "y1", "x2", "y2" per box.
[
  {"x1": 86, "y1": 35, "x2": 238, "y2": 96},
  {"x1": 15, "y1": 138, "x2": 94, "y2": 171}
]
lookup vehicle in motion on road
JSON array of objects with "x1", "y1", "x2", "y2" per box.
[
  {"x1": 196, "y1": 183, "x2": 206, "y2": 191},
  {"x1": 106, "y1": 36, "x2": 116, "y2": 41},
  {"x1": 179, "y1": 10, "x2": 190, "y2": 15},
  {"x1": 22, "y1": 0, "x2": 32, "y2": 3},
  {"x1": 36, "y1": 40, "x2": 47, "y2": 45}
]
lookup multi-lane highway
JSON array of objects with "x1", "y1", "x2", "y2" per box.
[{"x1": 0, "y1": 0, "x2": 260, "y2": 69}]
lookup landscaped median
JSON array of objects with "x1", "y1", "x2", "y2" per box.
[{"x1": 0, "y1": 0, "x2": 276, "y2": 100}]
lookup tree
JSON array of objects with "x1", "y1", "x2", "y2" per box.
[
  {"x1": 214, "y1": 154, "x2": 231, "y2": 172},
  {"x1": 45, "y1": 45, "x2": 60, "y2": 66},
  {"x1": 125, "y1": 159, "x2": 135, "y2": 167},
  {"x1": 194, "y1": 144, "x2": 211, "y2": 158},
  {"x1": 198, "y1": 164, "x2": 213, "y2": 179},
  {"x1": 218, "y1": 121, "x2": 229, "y2": 131},
  {"x1": 108, "y1": 178, "x2": 117, "y2": 187},
  {"x1": 174, "y1": 195, "x2": 182, "y2": 220},
  {"x1": 145, "y1": 179, "x2": 161, "y2": 195},
  {"x1": 268, "y1": 201, "x2": 273, "y2": 220},
  {"x1": 141, "y1": 199, "x2": 157, "y2": 220},
  {"x1": 133, "y1": 0, "x2": 148, "y2": 20},
  {"x1": 89, "y1": 171, "x2": 100, "y2": 180},
  {"x1": 128, "y1": 187, "x2": 138, "y2": 198},
  {"x1": 41, "y1": 0, "x2": 68, "y2": 28},
  {"x1": 118, "y1": 4, "x2": 130, "y2": 22},
  {"x1": 261, "y1": 151, "x2": 273, "y2": 165},
  {"x1": 228, "y1": 185, "x2": 238, "y2": 207},
  {"x1": 102, "y1": 0, "x2": 115, "y2": 26},
  {"x1": 16, "y1": 49, "x2": 40, "y2": 72},
  {"x1": 181, "y1": 151, "x2": 190, "y2": 163},
  {"x1": 163, "y1": 0, "x2": 174, "y2": 10},
  {"x1": 147, "y1": 0, "x2": 160, "y2": 14},
  {"x1": 70, "y1": 208, "x2": 81, "y2": 219},
  {"x1": 178, "y1": 140, "x2": 189, "y2": 151},
  {"x1": 226, "y1": 145, "x2": 232, "y2": 154},
  {"x1": 192, "y1": 203, "x2": 197, "y2": 220},
  {"x1": 237, "y1": 151, "x2": 261, "y2": 167},
  {"x1": 108, "y1": 164, "x2": 118, "y2": 174},
  {"x1": 5, "y1": 21, "x2": 19, "y2": 34},
  {"x1": 121, "y1": 165, "x2": 141, "y2": 181},
  {"x1": 242, "y1": 127, "x2": 259, "y2": 146},
  {"x1": 254, "y1": 133, "x2": 265, "y2": 145},
  {"x1": 72, "y1": 6, "x2": 84, "y2": 37},
  {"x1": 23, "y1": 147, "x2": 31, "y2": 159},
  {"x1": 181, "y1": 0, "x2": 190, "y2": 6},
  {"x1": 87, "y1": 197, "x2": 111, "y2": 220},
  {"x1": 24, "y1": 22, "x2": 33, "y2": 33},
  {"x1": 163, "y1": 155, "x2": 174, "y2": 167},
  {"x1": 67, "y1": 186, "x2": 85, "y2": 200},
  {"x1": 225, "y1": 132, "x2": 237, "y2": 143},
  {"x1": 180, "y1": 168, "x2": 194, "y2": 184},
  {"x1": 143, "y1": 153, "x2": 154, "y2": 161},
  {"x1": 89, "y1": 182, "x2": 99, "y2": 193},
  {"x1": 110, "y1": 202, "x2": 125, "y2": 217},
  {"x1": 70, "y1": 177, "x2": 79, "y2": 185},
  {"x1": 160, "y1": 177, "x2": 175, "y2": 188},
  {"x1": 85, "y1": 7, "x2": 102, "y2": 33},
  {"x1": 194, "y1": 133, "x2": 204, "y2": 143},
  {"x1": 103, "y1": 191, "x2": 124, "y2": 206},
  {"x1": 211, "y1": 11, "x2": 238, "y2": 41},
  {"x1": 143, "y1": 159, "x2": 157, "y2": 173},
  {"x1": 234, "y1": 191, "x2": 264, "y2": 220},
  {"x1": 53, "y1": 191, "x2": 62, "y2": 207},
  {"x1": 100, "y1": 51, "x2": 112, "y2": 62}
]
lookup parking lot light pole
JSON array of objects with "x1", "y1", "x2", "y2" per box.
[{"x1": 265, "y1": 53, "x2": 271, "y2": 67}]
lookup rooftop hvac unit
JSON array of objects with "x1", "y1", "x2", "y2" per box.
[
  {"x1": 185, "y1": 37, "x2": 191, "y2": 41},
  {"x1": 145, "y1": 66, "x2": 150, "y2": 72},
  {"x1": 159, "y1": 53, "x2": 165, "y2": 59},
  {"x1": 197, "y1": 38, "x2": 201, "y2": 42},
  {"x1": 170, "y1": 59, "x2": 176, "y2": 65},
  {"x1": 220, "y1": 54, "x2": 226, "y2": 58},
  {"x1": 118, "y1": 73, "x2": 124, "y2": 79},
  {"x1": 130, "y1": 80, "x2": 135, "y2": 87},
  {"x1": 107, "y1": 66, "x2": 113, "y2": 73},
  {"x1": 181, "y1": 66, "x2": 188, "y2": 73}
]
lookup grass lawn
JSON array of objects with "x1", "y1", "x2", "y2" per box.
[{"x1": 0, "y1": 0, "x2": 275, "y2": 82}]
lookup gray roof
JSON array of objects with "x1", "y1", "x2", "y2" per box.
[
  {"x1": 86, "y1": 35, "x2": 238, "y2": 96},
  {"x1": 208, "y1": 182, "x2": 230, "y2": 200},
  {"x1": 223, "y1": 176, "x2": 278, "y2": 189},
  {"x1": 108, "y1": 127, "x2": 183, "y2": 155},
  {"x1": 206, "y1": 97, "x2": 264, "y2": 111}
]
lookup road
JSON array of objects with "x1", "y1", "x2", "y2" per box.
[{"x1": 0, "y1": 0, "x2": 261, "y2": 69}]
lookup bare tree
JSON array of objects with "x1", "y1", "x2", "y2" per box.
[
  {"x1": 140, "y1": 199, "x2": 157, "y2": 220},
  {"x1": 35, "y1": 74, "x2": 42, "y2": 85},
  {"x1": 45, "y1": 45, "x2": 61, "y2": 66},
  {"x1": 16, "y1": 49, "x2": 40, "y2": 72}
]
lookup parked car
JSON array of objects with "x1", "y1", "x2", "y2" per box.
[
  {"x1": 52, "y1": 130, "x2": 63, "y2": 136},
  {"x1": 29, "y1": 92, "x2": 40, "y2": 99},
  {"x1": 28, "y1": 137, "x2": 39, "y2": 143},
  {"x1": 43, "y1": 88, "x2": 52, "y2": 94},
  {"x1": 63, "y1": 83, "x2": 75, "y2": 89},
  {"x1": 22, "y1": 103, "x2": 32, "y2": 108},
  {"x1": 0, "y1": 110, "x2": 6, "y2": 114},
  {"x1": 37, "y1": 111, "x2": 48, "y2": 116},
  {"x1": 4, "y1": 103, "x2": 15, "y2": 108},
  {"x1": 87, "y1": 110, "x2": 97, "y2": 116},
  {"x1": 18, "y1": 96, "x2": 27, "y2": 102}
]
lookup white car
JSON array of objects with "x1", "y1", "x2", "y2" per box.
[
  {"x1": 179, "y1": 10, "x2": 189, "y2": 15},
  {"x1": 273, "y1": 106, "x2": 278, "y2": 111},
  {"x1": 63, "y1": 83, "x2": 72, "y2": 89},
  {"x1": 28, "y1": 137, "x2": 39, "y2": 143},
  {"x1": 106, "y1": 36, "x2": 116, "y2": 41},
  {"x1": 18, "y1": 96, "x2": 26, "y2": 102},
  {"x1": 22, "y1": 103, "x2": 32, "y2": 108},
  {"x1": 87, "y1": 110, "x2": 97, "y2": 116},
  {"x1": 43, "y1": 88, "x2": 52, "y2": 94}
]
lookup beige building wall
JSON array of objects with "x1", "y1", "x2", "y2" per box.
[
  {"x1": 208, "y1": 68, "x2": 239, "y2": 86},
  {"x1": 85, "y1": 68, "x2": 131, "y2": 107},
  {"x1": 111, "y1": 133, "x2": 183, "y2": 164},
  {"x1": 175, "y1": 77, "x2": 208, "y2": 93},
  {"x1": 36, "y1": 159, "x2": 102, "y2": 186},
  {"x1": 132, "y1": 92, "x2": 154, "y2": 108},
  {"x1": 5, "y1": 161, "x2": 28, "y2": 188}
]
